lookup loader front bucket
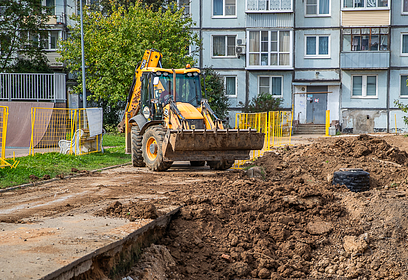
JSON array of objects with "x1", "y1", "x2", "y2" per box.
[{"x1": 162, "y1": 129, "x2": 265, "y2": 162}]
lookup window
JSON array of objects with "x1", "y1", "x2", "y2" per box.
[
  {"x1": 179, "y1": 0, "x2": 190, "y2": 16},
  {"x1": 0, "y1": 36, "x2": 11, "y2": 57},
  {"x1": 46, "y1": 0, "x2": 55, "y2": 14},
  {"x1": 213, "y1": 35, "x2": 236, "y2": 57},
  {"x1": 213, "y1": 0, "x2": 236, "y2": 17},
  {"x1": 259, "y1": 76, "x2": 283, "y2": 96},
  {"x1": 0, "y1": 6, "x2": 6, "y2": 17},
  {"x1": 404, "y1": 0, "x2": 408, "y2": 13},
  {"x1": 225, "y1": 76, "x2": 237, "y2": 96},
  {"x1": 342, "y1": 27, "x2": 389, "y2": 51},
  {"x1": 401, "y1": 75, "x2": 408, "y2": 96},
  {"x1": 305, "y1": 35, "x2": 329, "y2": 57},
  {"x1": 21, "y1": 31, "x2": 60, "y2": 50},
  {"x1": 246, "y1": 0, "x2": 292, "y2": 12},
  {"x1": 305, "y1": 0, "x2": 330, "y2": 16},
  {"x1": 248, "y1": 30, "x2": 291, "y2": 68},
  {"x1": 343, "y1": 0, "x2": 388, "y2": 8},
  {"x1": 402, "y1": 34, "x2": 408, "y2": 55},
  {"x1": 352, "y1": 75, "x2": 377, "y2": 97}
]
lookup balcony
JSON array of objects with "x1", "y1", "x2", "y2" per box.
[{"x1": 340, "y1": 52, "x2": 389, "y2": 69}]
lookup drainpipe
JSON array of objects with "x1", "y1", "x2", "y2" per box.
[
  {"x1": 199, "y1": 0, "x2": 202, "y2": 68},
  {"x1": 386, "y1": 8, "x2": 393, "y2": 133}
]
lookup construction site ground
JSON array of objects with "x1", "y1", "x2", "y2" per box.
[{"x1": 1, "y1": 134, "x2": 408, "y2": 279}]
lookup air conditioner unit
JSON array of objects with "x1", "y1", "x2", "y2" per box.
[{"x1": 236, "y1": 45, "x2": 245, "y2": 55}]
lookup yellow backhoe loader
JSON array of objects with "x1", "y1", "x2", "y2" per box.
[{"x1": 118, "y1": 49, "x2": 264, "y2": 171}]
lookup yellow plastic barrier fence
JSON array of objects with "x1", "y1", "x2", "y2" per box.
[
  {"x1": 325, "y1": 110, "x2": 331, "y2": 137},
  {"x1": 30, "y1": 108, "x2": 103, "y2": 156},
  {"x1": 0, "y1": 106, "x2": 19, "y2": 168},
  {"x1": 233, "y1": 111, "x2": 293, "y2": 169}
]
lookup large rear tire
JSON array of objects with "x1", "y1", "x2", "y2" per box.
[
  {"x1": 142, "y1": 126, "x2": 173, "y2": 171},
  {"x1": 208, "y1": 160, "x2": 234, "y2": 170},
  {"x1": 131, "y1": 124, "x2": 145, "y2": 167}
]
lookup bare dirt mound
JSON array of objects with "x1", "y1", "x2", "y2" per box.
[
  {"x1": 95, "y1": 201, "x2": 160, "y2": 220},
  {"x1": 121, "y1": 135, "x2": 408, "y2": 280}
]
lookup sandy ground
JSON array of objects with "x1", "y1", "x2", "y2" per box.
[
  {"x1": 0, "y1": 165, "x2": 212, "y2": 279},
  {"x1": 1, "y1": 134, "x2": 408, "y2": 279}
]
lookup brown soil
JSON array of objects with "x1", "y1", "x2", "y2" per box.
[
  {"x1": 2, "y1": 134, "x2": 408, "y2": 279},
  {"x1": 121, "y1": 134, "x2": 408, "y2": 280}
]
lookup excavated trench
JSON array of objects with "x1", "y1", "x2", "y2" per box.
[{"x1": 2, "y1": 134, "x2": 408, "y2": 280}]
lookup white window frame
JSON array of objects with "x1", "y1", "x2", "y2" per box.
[
  {"x1": 342, "y1": 0, "x2": 389, "y2": 10},
  {"x1": 178, "y1": 0, "x2": 190, "y2": 16},
  {"x1": 246, "y1": 30, "x2": 293, "y2": 70},
  {"x1": 400, "y1": 74, "x2": 408, "y2": 98},
  {"x1": 351, "y1": 75, "x2": 378, "y2": 98},
  {"x1": 211, "y1": 35, "x2": 237, "y2": 58},
  {"x1": 224, "y1": 76, "x2": 237, "y2": 97},
  {"x1": 258, "y1": 76, "x2": 283, "y2": 97},
  {"x1": 245, "y1": 0, "x2": 293, "y2": 13},
  {"x1": 212, "y1": 0, "x2": 237, "y2": 18},
  {"x1": 305, "y1": 0, "x2": 331, "y2": 17},
  {"x1": 304, "y1": 35, "x2": 330, "y2": 58},
  {"x1": 401, "y1": 33, "x2": 408, "y2": 56},
  {"x1": 403, "y1": 0, "x2": 408, "y2": 14}
]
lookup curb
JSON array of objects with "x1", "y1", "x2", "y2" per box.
[{"x1": 0, "y1": 162, "x2": 132, "y2": 194}]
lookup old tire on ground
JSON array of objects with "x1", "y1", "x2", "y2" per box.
[
  {"x1": 131, "y1": 124, "x2": 145, "y2": 167},
  {"x1": 142, "y1": 126, "x2": 173, "y2": 171},
  {"x1": 332, "y1": 168, "x2": 370, "y2": 192},
  {"x1": 190, "y1": 161, "x2": 206, "y2": 166},
  {"x1": 208, "y1": 160, "x2": 234, "y2": 170}
]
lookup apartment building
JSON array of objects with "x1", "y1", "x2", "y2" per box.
[
  {"x1": 183, "y1": 0, "x2": 408, "y2": 133},
  {"x1": 41, "y1": 0, "x2": 77, "y2": 69}
]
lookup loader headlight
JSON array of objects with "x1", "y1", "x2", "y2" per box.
[{"x1": 143, "y1": 106, "x2": 150, "y2": 119}]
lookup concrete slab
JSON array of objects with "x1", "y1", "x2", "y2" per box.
[{"x1": 0, "y1": 210, "x2": 177, "y2": 280}]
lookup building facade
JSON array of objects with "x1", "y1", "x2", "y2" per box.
[{"x1": 183, "y1": 0, "x2": 408, "y2": 133}]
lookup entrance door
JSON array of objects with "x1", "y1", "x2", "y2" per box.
[{"x1": 306, "y1": 86, "x2": 327, "y2": 124}]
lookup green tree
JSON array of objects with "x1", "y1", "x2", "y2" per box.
[
  {"x1": 93, "y1": 0, "x2": 175, "y2": 14},
  {"x1": 395, "y1": 78, "x2": 408, "y2": 125},
  {"x1": 241, "y1": 92, "x2": 283, "y2": 113},
  {"x1": 0, "y1": 0, "x2": 51, "y2": 71},
  {"x1": 201, "y1": 67, "x2": 230, "y2": 121},
  {"x1": 58, "y1": 3, "x2": 199, "y2": 105}
]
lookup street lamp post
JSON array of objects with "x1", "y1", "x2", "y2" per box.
[{"x1": 79, "y1": 0, "x2": 86, "y2": 108}]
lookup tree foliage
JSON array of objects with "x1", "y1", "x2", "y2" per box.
[
  {"x1": 58, "y1": 2, "x2": 199, "y2": 105},
  {"x1": 0, "y1": 0, "x2": 51, "y2": 71},
  {"x1": 242, "y1": 92, "x2": 283, "y2": 113},
  {"x1": 92, "y1": 0, "x2": 175, "y2": 14},
  {"x1": 395, "y1": 78, "x2": 408, "y2": 125},
  {"x1": 201, "y1": 67, "x2": 230, "y2": 121}
]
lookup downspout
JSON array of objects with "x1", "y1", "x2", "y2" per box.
[
  {"x1": 292, "y1": 0, "x2": 296, "y2": 116},
  {"x1": 386, "y1": 7, "x2": 392, "y2": 133},
  {"x1": 199, "y1": 0, "x2": 203, "y2": 68}
]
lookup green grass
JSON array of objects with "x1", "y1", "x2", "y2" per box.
[
  {"x1": 103, "y1": 133, "x2": 126, "y2": 147},
  {"x1": 0, "y1": 133, "x2": 130, "y2": 189}
]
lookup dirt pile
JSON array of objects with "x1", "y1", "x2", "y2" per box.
[
  {"x1": 95, "y1": 201, "x2": 159, "y2": 220},
  {"x1": 120, "y1": 135, "x2": 408, "y2": 279}
]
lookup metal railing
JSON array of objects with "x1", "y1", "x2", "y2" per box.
[
  {"x1": 30, "y1": 107, "x2": 103, "y2": 156},
  {"x1": 233, "y1": 111, "x2": 293, "y2": 169},
  {"x1": 0, "y1": 73, "x2": 66, "y2": 102}
]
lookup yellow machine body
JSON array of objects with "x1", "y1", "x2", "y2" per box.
[{"x1": 119, "y1": 49, "x2": 265, "y2": 171}]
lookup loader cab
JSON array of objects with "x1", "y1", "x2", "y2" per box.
[{"x1": 140, "y1": 70, "x2": 202, "y2": 120}]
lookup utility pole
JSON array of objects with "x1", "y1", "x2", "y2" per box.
[{"x1": 80, "y1": 0, "x2": 86, "y2": 108}]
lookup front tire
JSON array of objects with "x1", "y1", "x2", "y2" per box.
[
  {"x1": 207, "y1": 160, "x2": 234, "y2": 170},
  {"x1": 131, "y1": 124, "x2": 145, "y2": 167},
  {"x1": 142, "y1": 126, "x2": 173, "y2": 171}
]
